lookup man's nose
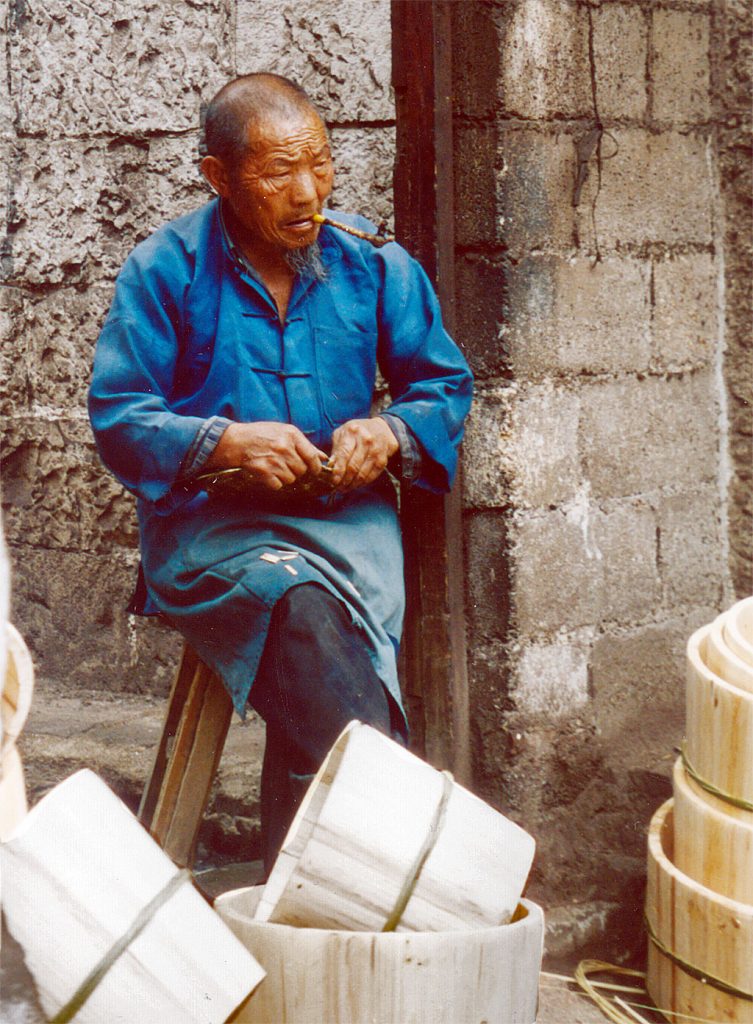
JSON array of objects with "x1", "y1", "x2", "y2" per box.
[{"x1": 289, "y1": 169, "x2": 319, "y2": 207}]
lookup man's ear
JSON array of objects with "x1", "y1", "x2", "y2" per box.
[{"x1": 201, "y1": 155, "x2": 230, "y2": 198}]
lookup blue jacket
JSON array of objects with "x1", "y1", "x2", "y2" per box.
[{"x1": 89, "y1": 200, "x2": 473, "y2": 716}]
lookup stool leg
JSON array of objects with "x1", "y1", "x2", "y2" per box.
[{"x1": 139, "y1": 643, "x2": 233, "y2": 868}]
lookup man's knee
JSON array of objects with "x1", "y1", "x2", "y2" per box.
[{"x1": 274, "y1": 583, "x2": 354, "y2": 643}]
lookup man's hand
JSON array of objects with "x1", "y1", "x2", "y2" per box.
[
  {"x1": 330, "y1": 417, "x2": 399, "y2": 492},
  {"x1": 206, "y1": 422, "x2": 327, "y2": 491}
]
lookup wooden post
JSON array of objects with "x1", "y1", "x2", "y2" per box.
[{"x1": 392, "y1": 0, "x2": 470, "y2": 783}]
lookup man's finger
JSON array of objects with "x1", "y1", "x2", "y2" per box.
[
  {"x1": 294, "y1": 433, "x2": 328, "y2": 476},
  {"x1": 330, "y1": 429, "x2": 358, "y2": 485}
]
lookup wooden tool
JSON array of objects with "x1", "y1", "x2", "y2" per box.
[{"x1": 217, "y1": 885, "x2": 543, "y2": 1024}]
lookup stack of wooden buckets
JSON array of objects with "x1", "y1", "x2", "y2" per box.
[
  {"x1": 646, "y1": 597, "x2": 753, "y2": 1023},
  {"x1": 215, "y1": 720, "x2": 543, "y2": 1024}
]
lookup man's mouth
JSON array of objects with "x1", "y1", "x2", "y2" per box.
[{"x1": 285, "y1": 216, "x2": 318, "y2": 232}]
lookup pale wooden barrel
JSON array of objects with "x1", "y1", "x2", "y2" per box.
[
  {"x1": 216, "y1": 885, "x2": 543, "y2": 1024},
  {"x1": 725, "y1": 595, "x2": 753, "y2": 669},
  {"x1": 255, "y1": 721, "x2": 535, "y2": 932},
  {"x1": 685, "y1": 623, "x2": 753, "y2": 807},
  {"x1": 706, "y1": 610, "x2": 753, "y2": 693},
  {"x1": 0, "y1": 769, "x2": 264, "y2": 1023},
  {"x1": 0, "y1": 623, "x2": 34, "y2": 840},
  {"x1": 672, "y1": 757, "x2": 753, "y2": 904},
  {"x1": 646, "y1": 799, "x2": 753, "y2": 1024}
]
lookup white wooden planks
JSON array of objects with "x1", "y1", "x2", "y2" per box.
[
  {"x1": 0, "y1": 770, "x2": 264, "y2": 1023},
  {"x1": 217, "y1": 885, "x2": 543, "y2": 1024},
  {"x1": 255, "y1": 721, "x2": 535, "y2": 932}
]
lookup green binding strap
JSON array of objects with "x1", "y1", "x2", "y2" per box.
[
  {"x1": 681, "y1": 740, "x2": 753, "y2": 813},
  {"x1": 50, "y1": 869, "x2": 192, "y2": 1023},
  {"x1": 645, "y1": 914, "x2": 753, "y2": 1003},
  {"x1": 382, "y1": 770, "x2": 454, "y2": 932}
]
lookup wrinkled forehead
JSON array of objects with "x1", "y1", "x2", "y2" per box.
[{"x1": 245, "y1": 108, "x2": 330, "y2": 160}]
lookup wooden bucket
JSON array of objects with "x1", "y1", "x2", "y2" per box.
[
  {"x1": 685, "y1": 623, "x2": 753, "y2": 808},
  {"x1": 0, "y1": 769, "x2": 264, "y2": 1023},
  {"x1": 0, "y1": 623, "x2": 34, "y2": 840},
  {"x1": 646, "y1": 799, "x2": 753, "y2": 1024},
  {"x1": 672, "y1": 757, "x2": 753, "y2": 904},
  {"x1": 216, "y1": 885, "x2": 544, "y2": 1024},
  {"x1": 255, "y1": 721, "x2": 536, "y2": 932},
  {"x1": 724, "y1": 595, "x2": 753, "y2": 669},
  {"x1": 705, "y1": 611, "x2": 753, "y2": 693}
]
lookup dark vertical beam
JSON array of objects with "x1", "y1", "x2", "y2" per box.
[{"x1": 392, "y1": 0, "x2": 470, "y2": 783}]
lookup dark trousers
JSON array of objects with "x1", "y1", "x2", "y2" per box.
[{"x1": 248, "y1": 583, "x2": 407, "y2": 874}]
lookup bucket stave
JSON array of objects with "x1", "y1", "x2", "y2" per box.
[
  {"x1": 725, "y1": 596, "x2": 753, "y2": 669},
  {"x1": 1, "y1": 623, "x2": 34, "y2": 840},
  {"x1": 706, "y1": 611, "x2": 753, "y2": 693},
  {"x1": 0, "y1": 770, "x2": 264, "y2": 1023},
  {"x1": 646, "y1": 799, "x2": 753, "y2": 1024},
  {"x1": 672, "y1": 756, "x2": 753, "y2": 904},
  {"x1": 255, "y1": 721, "x2": 536, "y2": 932},
  {"x1": 685, "y1": 623, "x2": 753, "y2": 808},
  {"x1": 216, "y1": 885, "x2": 544, "y2": 1024}
]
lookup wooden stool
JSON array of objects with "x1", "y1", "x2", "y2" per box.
[{"x1": 138, "y1": 642, "x2": 233, "y2": 868}]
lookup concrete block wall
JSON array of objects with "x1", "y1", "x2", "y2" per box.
[
  {"x1": 453, "y1": 0, "x2": 733, "y2": 959},
  {"x1": 0, "y1": 0, "x2": 394, "y2": 695},
  {"x1": 1, "y1": 0, "x2": 747, "y2": 961},
  {"x1": 714, "y1": 0, "x2": 752, "y2": 596}
]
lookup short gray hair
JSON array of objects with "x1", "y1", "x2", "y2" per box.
[{"x1": 203, "y1": 73, "x2": 319, "y2": 169}]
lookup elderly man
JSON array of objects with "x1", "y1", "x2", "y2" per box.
[{"x1": 89, "y1": 73, "x2": 473, "y2": 870}]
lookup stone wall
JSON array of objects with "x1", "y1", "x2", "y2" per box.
[
  {"x1": 0, "y1": 0, "x2": 394, "y2": 695},
  {"x1": 1, "y1": 0, "x2": 749, "y2": 962},
  {"x1": 714, "y1": 0, "x2": 752, "y2": 596},
  {"x1": 453, "y1": 0, "x2": 738, "y2": 959}
]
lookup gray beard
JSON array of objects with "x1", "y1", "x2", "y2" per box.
[{"x1": 284, "y1": 241, "x2": 328, "y2": 282}]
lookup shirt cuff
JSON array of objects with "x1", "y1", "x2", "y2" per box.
[
  {"x1": 179, "y1": 416, "x2": 234, "y2": 479},
  {"x1": 379, "y1": 413, "x2": 422, "y2": 485}
]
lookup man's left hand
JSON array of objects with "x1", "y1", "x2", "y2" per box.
[{"x1": 330, "y1": 417, "x2": 399, "y2": 492}]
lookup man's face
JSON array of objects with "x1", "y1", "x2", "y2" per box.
[{"x1": 225, "y1": 108, "x2": 334, "y2": 251}]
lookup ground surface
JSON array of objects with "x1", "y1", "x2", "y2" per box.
[{"x1": 1, "y1": 686, "x2": 661, "y2": 1023}]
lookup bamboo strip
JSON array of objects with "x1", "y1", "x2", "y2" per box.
[
  {"x1": 646, "y1": 800, "x2": 753, "y2": 1024},
  {"x1": 672, "y1": 757, "x2": 753, "y2": 904},
  {"x1": 685, "y1": 623, "x2": 753, "y2": 807},
  {"x1": 217, "y1": 885, "x2": 543, "y2": 1024}
]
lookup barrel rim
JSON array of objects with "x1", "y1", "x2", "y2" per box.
[
  {"x1": 216, "y1": 886, "x2": 544, "y2": 939},
  {"x1": 726, "y1": 597, "x2": 753, "y2": 664},
  {"x1": 647, "y1": 799, "x2": 753, "y2": 918},
  {"x1": 687, "y1": 623, "x2": 753, "y2": 702},
  {"x1": 709, "y1": 611, "x2": 753, "y2": 684}
]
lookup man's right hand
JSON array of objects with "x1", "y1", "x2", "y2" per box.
[{"x1": 205, "y1": 422, "x2": 327, "y2": 491}]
